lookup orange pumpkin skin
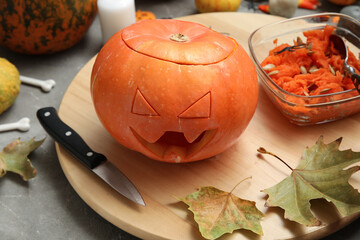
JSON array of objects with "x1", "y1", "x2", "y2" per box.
[
  {"x1": 195, "y1": 0, "x2": 241, "y2": 13},
  {"x1": 136, "y1": 10, "x2": 156, "y2": 21},
  {"x1": 91, "y1": 19, "x2": 258, "y2": 163},
  {"x1": 0, "y1": 0, "x2": 97, "y2": 54},
  {"x1": 328, "y1": 0, "x2": 356, "y2": 5}
]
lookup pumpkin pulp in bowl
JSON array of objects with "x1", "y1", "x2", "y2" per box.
[
  {"x1": 91, "y1": 19, "x2": 258, "y2": 163},
  {"x1": 249, "y1": 13, "x2": 360, "y2": 125}
]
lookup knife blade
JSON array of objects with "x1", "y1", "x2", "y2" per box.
[{"x1": 37, "y1": 107, "x2": 145, "y2": 206}]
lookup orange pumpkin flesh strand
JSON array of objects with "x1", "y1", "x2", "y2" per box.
[
  {"x1": 91, "y1": 19, "x2": 258, "y2": 163},
  {"x1": 328, "y1": 0, "x2": 357, "y2": 5},
  {"x1": 261, "y1": 25, "x2": 360, "y2": 97}
]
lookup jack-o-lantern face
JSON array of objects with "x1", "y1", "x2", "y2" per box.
[
  {"x1": 130, "y1": 89, "x2": 216, "y2": 162},
  {"x1": 91, "y1": 19, "x2": 258, "y2": 163}
]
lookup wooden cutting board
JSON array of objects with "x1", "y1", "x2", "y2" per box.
[{"x1": 57, "y1": 12, "x2": 360, "y2": 240}]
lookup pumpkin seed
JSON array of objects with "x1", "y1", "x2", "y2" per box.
[
  {"x1": 263, "y1": 64, "x2": 275, "y2": 70},
  {"x1": 303, "y1": 90, "x2": 309, "y2": 96},
  {"x1": 320, "y1": 88, "x2": 332, "y2": 93},
  {"x1": 329, "y1": 64, "x2": 336, "y2": 75},
  {"x1": 309, "y1": 65, "x2": 319, "y2": 73},
  {"x1": 307, "y1": 42, "x2": 313, "y2": 51},
  {"x1": 300, "y1": 66, "x2": 307, "y2": 74},
  {"x1": 268, "y1": 70, "x2": 279, "y2": 76},
  {"x1": 307, "y1": 51, "x2": 314, "y2": 56},
  {"x1": 296, "y1": 37, "x2": 304, "y2": 45}
]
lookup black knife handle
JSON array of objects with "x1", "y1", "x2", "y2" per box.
[{"x1": 37, "y1": 107, "x2": 106, "y2": 169}]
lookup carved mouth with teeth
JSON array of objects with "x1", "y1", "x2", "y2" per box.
[
  {"x1": 130, "y1": 128, "x2": 217, "y2": 162},
  {"x1": 129, "y1": 88, "x2": 217, "y2": 162}
]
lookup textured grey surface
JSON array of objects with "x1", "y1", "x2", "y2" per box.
[{"x1": 0, "y1": 0, "x2": 359, "y2": 239}]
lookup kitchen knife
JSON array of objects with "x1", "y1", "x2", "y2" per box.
[{"x1": 37, "y1": 107, "x2": 145, "y2": 206}]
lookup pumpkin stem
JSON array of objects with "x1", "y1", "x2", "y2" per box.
[{"x1": 170, "y1": 33, "x2": 189, "y2": 43}]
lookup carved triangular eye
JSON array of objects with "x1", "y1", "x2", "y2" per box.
[
  {"x1": 178, "y1": 92, "x2": 211, "y2": 119},
  {"x1": 132, "y1": 88, "x2": 159, "y2": 116}
]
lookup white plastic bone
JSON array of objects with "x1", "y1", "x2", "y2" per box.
[
  {"x1": 20, "y1": 75, "x2": 56, "y2": 92},
  {"x1": 0, "y1": 117, "x2": 31, "y2": 132}
]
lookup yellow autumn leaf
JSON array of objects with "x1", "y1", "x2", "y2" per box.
[
  {"x1": 181, "y1": 182, "x2": 264, "y2": 239},
  {"x1": 0, "y1": 137, "x2": 45, "y2": 180}
]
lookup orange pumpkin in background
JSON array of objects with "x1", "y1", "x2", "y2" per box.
[
  {"x1": 136, "y1": 10, "x2": 156, "y2": 21},
  {"x1": 327, "y1": 0, "x2": 356, "y2": 5},
  {"x1": 0, "y1": 0, "x2": 97, "y2": 54},
  {"x1": 195, "y1": 0, "x2": 242, "y2": 13},
  {"x1": 91, "y1": 19, "x2": 258, "y2": 163}
]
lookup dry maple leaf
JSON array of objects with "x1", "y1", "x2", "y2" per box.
[
  {"x1": 0, "y1": 137, "x2": 45, "y2": 180},
  {"x1": 258, "y1": 136, "x2": 360, "y2": 226},
  {"x1": 181, "y1": 179, "x2": 264, "y2": 239}
]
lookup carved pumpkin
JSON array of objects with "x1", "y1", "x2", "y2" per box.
[
  {"x1": 91, "y1": 19, "x2": 258, "y2": 163},
  {"x1": 0, "y1": 0, "x2": 97, "y2": 54}
]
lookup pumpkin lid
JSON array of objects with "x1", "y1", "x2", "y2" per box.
[{"x1": 121, "y1": 19, "x2": 236, "y2": 65}]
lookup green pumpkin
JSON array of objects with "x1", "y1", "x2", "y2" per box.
[
  {"x1": 0, "y1": 0, "x2": 98, "y2": 54},
  {"x1": 0, "y1": 58, "x2": 20, "y2": 114}
]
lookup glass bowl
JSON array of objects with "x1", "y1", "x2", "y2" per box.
[{"x1": 248, "y1": 13, "x2": 360, "y2": 126}]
